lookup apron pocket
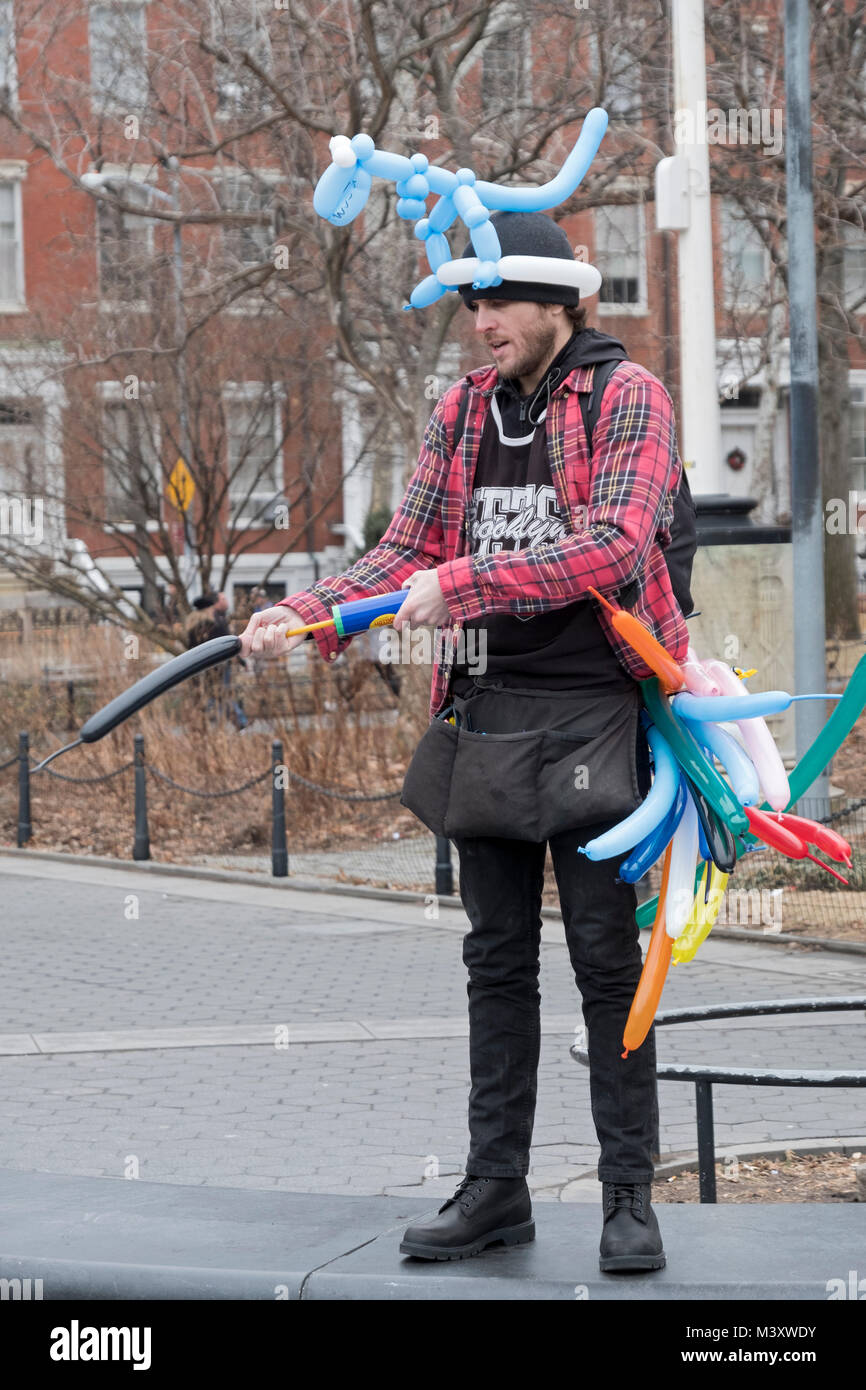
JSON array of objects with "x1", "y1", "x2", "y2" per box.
[
  {"x1": 443, "y1": 729, "x2": 542, "y2": 841},
  {"x1": 536, "y1": 700, "x2": 642, "y2": 839}
]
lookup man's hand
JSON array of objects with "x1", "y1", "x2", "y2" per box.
[
  {"x1": 238, "y1": 605, "x2": 309, "y2": 659},
  {"x1": 392, "y1": 569, "x2": 452, "y2": 632}
]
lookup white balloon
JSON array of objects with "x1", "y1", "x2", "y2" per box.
[
  {"x1": 329, "y1": 135, "x2": 356, "y2": 169},
  {"x1": 665, "y1": 792, "x2": 700, "y2": 939}
]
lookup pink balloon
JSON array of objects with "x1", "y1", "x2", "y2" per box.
[
  {"x1": 681, "y1": 645, "x2": 722, "y2": 697},
  {"x1": 700, "y1": 659, "x2": 790, "y2": 811}
]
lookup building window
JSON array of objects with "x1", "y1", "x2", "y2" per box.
[
  {"x1": 842, "y1": 222, "x2": 866, "y2": 314},
  {"x1": 594, "y1": 202, "x2": 646, "y2": 311},
  {"x1": 0, "y1": 178, "x2": 24, "y2": 308},
  {"x1": 102, "y1": 397, "x2": 161, "y2": 525},
  {"x1": 0, "y1": 1, "x2": 18, "y2": 107},
  {"x1": 0, "y1": 400, "x2": 43, "y2": 494},
  {"x1": 481, "y1": 7, "x2": 531, "y2": 123},
  {"x1": 96, "y1": 183, "x2": 152, "y2": 306},
  {"x1": 211, "y1": 0, "x2": 272, "y2": 117},
  {"x1": 90, "y1": 2, "x2": 148, "y2": 113},
  {"x1": 588, "y1": 34, "x2": 643, "y2": 121},
  {"x1": 219, "y1": 175, "x2": 277, "y2": 267},
  {"x1": 225, "y1": 389, "x2": 284, "y2": 525},
  {"x1": 720, "y1": 198, "x2": 769, "y2": 311}
]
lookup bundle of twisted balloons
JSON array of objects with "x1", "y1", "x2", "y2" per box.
[
  {"x1": 313, "y1": 107, "x2": 610, "y2": 309},
  {"x1": 578, "y1": 588, "x2": 861, "y2": 1057}
]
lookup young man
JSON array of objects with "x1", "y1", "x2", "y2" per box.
[{"x1": 239, "y1": 211, "x2": 689, "y2": 1273}]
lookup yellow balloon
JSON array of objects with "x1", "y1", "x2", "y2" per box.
[{"x1": 671, "y1": 864, "x2": 729, "y2": 964}]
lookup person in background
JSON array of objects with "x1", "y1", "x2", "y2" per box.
[{"x1": 186, "y1": 592, "x2": 248, "y2": 730}]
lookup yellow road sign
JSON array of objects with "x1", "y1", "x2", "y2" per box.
[{"x1": 167, "y1": 458, "x2": 195, "y2": 513}]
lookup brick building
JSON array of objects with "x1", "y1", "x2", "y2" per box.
[{"x1": 0, "y1": 0, "x2": 863, "y2": 618}]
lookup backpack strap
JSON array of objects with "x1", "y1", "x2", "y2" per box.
[
  {"x1": 578, "y1": 359, "x2": 641, "y2": 609},
  {"x1": 577, "y1": 357, "x2": 623, "y2": 453},
  {"x1": 450, "y1": 386, "x2": 470, "y2": 454}
]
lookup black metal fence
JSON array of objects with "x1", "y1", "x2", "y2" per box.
[
  {"x1": 0, "y1": 731, "x2": 453, "y2": 892},
  {"x1": 571, "y1": 996, "x2": 866, "y2": 1201}
]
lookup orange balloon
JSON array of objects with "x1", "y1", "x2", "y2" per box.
[
  {"x1": 588, "y1": 586, "x2": 685, "y2": 694},
  {"x1": 622, "y1": 841, "x2": 673, "y2": 1057}
]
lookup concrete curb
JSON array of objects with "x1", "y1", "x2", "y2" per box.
[
  {"x1": 1, "y1": 845, "x2": 863, "y2": 955},
  {"x1": 2, "y1": 1166, "x2": 864, "y2": 1300}
]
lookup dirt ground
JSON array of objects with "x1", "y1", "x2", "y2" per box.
[{"x1": 652, "y1": 1150, "x2": 865, "y2": 1203}]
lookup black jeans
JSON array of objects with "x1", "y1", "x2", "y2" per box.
[{"x1": 453, "y1": 816, "x2": 659, "y2": 1184}]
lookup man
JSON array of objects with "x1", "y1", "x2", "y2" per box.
[{"x1": 239, "y1": 211, "x2": 689, "y2": 1272}]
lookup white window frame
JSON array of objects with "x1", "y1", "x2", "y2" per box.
[
  {"x1": 0, "y1": 0, "x2": 19, "y2": 110},
  {"x1": 594, "y1": 187, "x2": 648, "y2": 316},
  {"x1": 89, "y1": 0, "x2": 149, "y2": 115},
  {"x1": 849, "y1": 370, "x2": 866, "y2": 498},
  {"x1": 720, "y1": 197, "x2": 771, "y2": 313},
  {"x1": 222, "y1": 381, "x2": 286, "y2": 528},
  {"x1": 0, "y1": 160, "x2": 26, "y2": 312},
  {"x1": 842, "y1": 221, "x2": 866, "y2": 317},
  {"x1": 99, "y1": 380, "x2": 162, "y2": 532}
]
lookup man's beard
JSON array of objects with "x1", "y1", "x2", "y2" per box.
[{"x1": 503, "y1": 314, "x2": 559, "y2": 386}]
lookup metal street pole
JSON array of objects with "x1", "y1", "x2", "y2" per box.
[
  {"x1": 784, "y1": 0, "x2": 830, "y2": 820},
  {"x1": 669, "y1": 0, "x2": 723, "y2": 495},
  {"x1": 164, "y1": 158, "x2": 197, "y2": 600}
]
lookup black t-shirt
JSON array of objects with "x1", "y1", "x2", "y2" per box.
[{"x1": 451, "y1": 339, "x2": 635, "y2": 694}]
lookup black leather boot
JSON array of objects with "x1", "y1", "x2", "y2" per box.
[
  {"x1": 399, "y1": 1175, "x2": 535, "y2": 1261},
  {"x1": 598, "y1": 1182, "x2": 665, "y2": 1272}
]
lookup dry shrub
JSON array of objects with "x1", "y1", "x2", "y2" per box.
[{"x1": 0, "y1": 624, "x2": 433, "y2": 860}]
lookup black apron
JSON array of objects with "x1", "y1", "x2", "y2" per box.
[{"x1": 400, "y1": 675, "x2": 651, "y2": 843}]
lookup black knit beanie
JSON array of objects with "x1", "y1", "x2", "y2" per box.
[{"x1": 458, "y1": 210, "x2": 581, "y2": 308}]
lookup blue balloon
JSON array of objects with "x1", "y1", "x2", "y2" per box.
[
  {"x1": 672, "y1": 690, "x2": 792, "y2": 722},
  {"x1": 312, "y1": 109, "x2": 610, "y2": 307},
  {"x1": 580, "y1": 721, "x2": 680, "y2": 862},
  {"x1": 679, "y1": 714, "x2": 761, "y2": 806},
  {"x1": 618, "y1": 770, "x2": 689, "y2": 882}
]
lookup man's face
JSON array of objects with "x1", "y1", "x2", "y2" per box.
[{"x1": 469, "y1": 298, "x2": 560, "y2": 382}]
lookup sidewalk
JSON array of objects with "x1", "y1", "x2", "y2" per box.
[
  {"x1": 0, "y1": 852, "x2": 863, "y2": 1206},
  {"x1": 2, "y1": 851, "x2": 864, "y2": 1299}
]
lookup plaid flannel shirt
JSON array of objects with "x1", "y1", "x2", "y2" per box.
[{"x1": 279, "y1": 358, "x2": 690, "y2": 721}]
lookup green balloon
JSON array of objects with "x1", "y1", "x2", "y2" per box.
[{"x1": 640, "y1": 679, "x2": 750, "y2": 833}]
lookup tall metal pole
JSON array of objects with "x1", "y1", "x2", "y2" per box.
[
  {"x1": 784, "y1": 0, "x2": 830, "y2": 820},
  {"x1": 670, "y1": 0, "x2": 723, "y2": 495},
  {"x1": 166, "y1": 158, "x2": 197, "y2": 600}
]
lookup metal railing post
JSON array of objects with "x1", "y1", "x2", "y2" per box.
[
  {"x1": 695, "y1": 1078, "x2": 717, "y2": 1203},
  {"x1": 271, "y1": 740, "x2": 288, "y2": 878},
  {"x1": 17, "y1": 731, "x2": 31, "y2": 847},
  {"x1": 132, "y1": 733, "x2": 150, "y2": 861}
]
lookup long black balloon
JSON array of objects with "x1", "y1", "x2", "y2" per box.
[
  {"x1": 684, "y1": 770, "x2": 738, "y2": 874},
  {"x1": 79, "y1": 635, "x2": 242, "y2": 743}
]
